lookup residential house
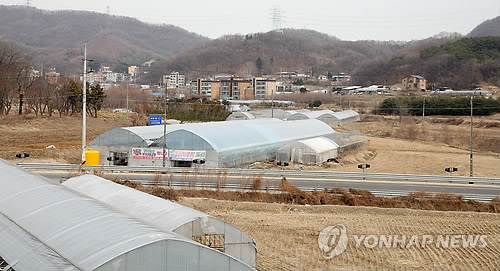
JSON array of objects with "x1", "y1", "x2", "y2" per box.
[
  {"x1": 331, "y1": 73, "x2": 351, "y2": 83},
  {"x1": 402, "y1": 75, "x2": 427, "y2": 91},
  {"x1": 318, "y1": 75, "x2": 328, "y2": 81}
]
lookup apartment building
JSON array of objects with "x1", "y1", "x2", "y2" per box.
[
  {"x1": 191, "y1": 76, "x2": 276, "y2": 100},
  {"x1": 218, "y1": 78, "x2": 253, "y2": 100},
  {"x1": 252, "y1": 78, "x2": 277, "y2": 99},
  {"x1": 191, "y1": 78, "x2": 218, "y2": 98},
  {"x1": 163, "y1": 72, "x2": 186, "y2": 89}
]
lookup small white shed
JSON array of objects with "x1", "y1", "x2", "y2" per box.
[{"x1": 277, "y1": 137, "x2": 339, "y2": 165}]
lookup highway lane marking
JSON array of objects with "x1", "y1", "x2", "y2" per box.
[{"x1": 34, "y1": 170, "x2": 500, "y2": 190}]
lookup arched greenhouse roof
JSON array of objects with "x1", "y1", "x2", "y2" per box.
[
  {"x1": 331, "y1": 110, "x2": 360, "y2": 123},
  {"x1": 160, "y1": 119, "x2": 335, "y2": 165},
  {"x1": 0, "y1": 160, "x2": 254, "y2": 271},
  {"x1": 226, "y1": 112, "x2": 256, "y2": 121},
  {"x1": 226, "y1": 109, "x2": 296, "y2": 121},
  {"x1": 288, "y1": 110, "x2": 335, "y2": 120},
  {"x1": 89, "y1": 125, "x2": 183, "y2": 147},
  {"x1": 295, "y1": 137, "x2": 340, "y2": 154},
  {"x1": 63, "y1": 175, "x2": 257, "y2": 268},
  {"x1": 161, "y1": 119, "x2": 334, "y2": 152}
]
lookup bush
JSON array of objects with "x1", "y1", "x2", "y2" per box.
[
  {"x1": 379, "y1": 96, "x2": 500, "y2": 116},
  {"x1": 309, "y1": 100, "x2": 322, "y2": 108}
]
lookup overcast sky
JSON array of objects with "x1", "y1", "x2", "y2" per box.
[{"x1": 1, "y1": 0, "x2": 499, "y2": 40}]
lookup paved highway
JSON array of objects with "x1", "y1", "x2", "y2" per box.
[{"x1": 34, "y1": 169, "x2": 500, "y2": 202}]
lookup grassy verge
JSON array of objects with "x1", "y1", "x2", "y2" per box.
[{"x1": 113, "y1": 179, "x2": 500, "y2": 213}]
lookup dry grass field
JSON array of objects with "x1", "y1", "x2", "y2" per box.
[
  {"x1": 2, "y1": 111, "x2": 499, "y2": 270},
  {"x1": 1, "y1": 112, "x2": 499, "y2": 177},
  {"x1": 181, "y1": 197, "x2": 500, "y2": 271},
  {"x1": 252, "y1": 113, "x2": 500, "y2": 177},
  {"x1": 0, "y1": 113, "x2": 147, "y2": 163}
]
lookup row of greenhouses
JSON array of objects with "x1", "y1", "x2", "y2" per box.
[
  {"x1": 226, "y1": 109, "x2": 360, "y2": 126},
  {"x1": 0, "y1": 160, "x2": 256, "y2": 271},
  {"x1": 89, "y1": 118, "x2": 348, "y2": 168}
]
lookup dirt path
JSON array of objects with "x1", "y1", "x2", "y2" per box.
[{"x1": 181, "y1": 198, "x2": 500, "y2": 271}]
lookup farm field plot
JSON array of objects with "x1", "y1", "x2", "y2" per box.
[
  {"x1": 0, "y1": 113, "x2": 141, "y2": 163},
  {"x1": 181, "y1": 197, "x2": 500, "y2": 271},
  {"x1": 1, "y1": 113, "x2": 499, "y2": 177}
]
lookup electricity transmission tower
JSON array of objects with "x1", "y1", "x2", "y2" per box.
[{"x1": 272, "y1": 6, "x2": 283, "y2": 32}]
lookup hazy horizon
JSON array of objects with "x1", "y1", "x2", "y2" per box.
[{"x1": 0, "y1": 0, "x2": 499, "y2": 41}]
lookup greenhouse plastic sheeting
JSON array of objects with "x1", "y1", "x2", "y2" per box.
[
  {"x1": 286, "y1": 110, "x2": 360, "y2": 126},
  {"x1": 0, "y1": 160, "x2": 254, "y2": 271},
  {"x1": 63, "y1": 175, "x2": 257, "y2": 269},
  {"x1": 226, "y1": 109, "x2": 293, "y2": 121},
  {"x1": 331, "y1": 110, "x2": 360, "y2": 126},
  {"x1": 277, "y1": 137, "x2": 339, "y2": 165},
  {"x1": 89, "y1": 125, "x2": 168, "y2": 147},
  {"x1": 160, "y1": 119, "x2": 335, "y2": 166}
]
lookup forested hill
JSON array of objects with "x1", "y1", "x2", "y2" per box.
[
  {"x1": 150, "y1": 29, "x2": 407, "y2": 80},
  {"x1": 468, "y1": 16, "x2": 500, "y2": 37},
  {"x1": 0, "y1": 5, "x2": 210, "y2": 73},
  {"x1": 354, "y1": 36, "x2": 500, "y2": 89}
]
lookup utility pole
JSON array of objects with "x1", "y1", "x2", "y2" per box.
[
  {"x1": 162, "y1": 87, "x2": 167, "y2": 167},
  {"x1": 81, "y1": 43, "x2": 88, "y2": 163},
  {"x1": 470, "y1": 96, "x2": 473, "y2": 177},
  {"x1": 422, "y1": 96, "x2": 426, "y2": 123},
  {"x1": 271, "y1": 83, "x2": 275, "y2": 118},
  {"x1": 126, "y1": 80, "x2": 129, "y2": 113}
]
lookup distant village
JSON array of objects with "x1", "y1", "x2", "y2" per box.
[{"x1": 28, "y1": 63, "x2": 491, "y2": 103}]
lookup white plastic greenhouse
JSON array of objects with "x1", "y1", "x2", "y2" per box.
[
  {"x1": 63, "y1": 175, "x2": 257, "y2": 269},
  {"x1": 226, "y1": 109, "x2": 294, "y2": 121},
  {"x1": 152, "y1": 118, "x2": 336, "y2": 167},
  {"x1": 331, "y1": 110, "x2": 361, "y2": 126},
  {"x1": 0, "y1": 160, "x2": 254, "y2": 271},
  {"x1": 89, "y1": 125, "x2": 183, "y2": 166},
  {"x1": 225, "y1": 112, "x2": 256, "y2": 121},
  {"x1": 287, "y1": 110, "x2": 360, "y2": 126},
  {"x1": 276, "y1": 137, "x2": 339, "y2": 165}
]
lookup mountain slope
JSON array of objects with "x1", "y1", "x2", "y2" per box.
[
  {"x1": 0, "y1": 5, "x2": 210, "y2": 73},
  {"x1": 354, "y1": 36, "x2": 500, "y2": 88},
  {"x1": 151, "y1": 29, "x2": 405, "y2": 80},
  {"x1": 467, "y1": 16, "x2": 500, "y2": 37}
]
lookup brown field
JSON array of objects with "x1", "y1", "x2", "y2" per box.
[
  {"x1": 180, "y1": 197, "x2": 500, "y2": 271},
  {"x1": 1, "y1": 112, "x2": 500, "y2": 178},
  {"x1": 2, "y1": 110, "x2": 500, "y2": 271},
  {"x1": 0, "y1": 113, "x2": 148, "y2": 163}
]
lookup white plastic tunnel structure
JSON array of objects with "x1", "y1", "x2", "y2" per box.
[
  {"x1": 226, "y1": 109, "x2": 294, "y2": 121},
  {"x1": 225, "y1": 112, "x2": 256, "y2": 121},
  {"x1": 152, "y1": 118, "x2": 336, "y2": 168},
  {"x1": 88, "y1": 125, "x2": 187, "y2": 166},
  {"x1": 331, "y1": 110, "x2": 360, "y2": 126},
  {"x1": 62, "y1": 175, "x2": 257, "y2": 269},
  {"x1": 0, "y1": 160, "x2": 254, "y2": 271},
  {"x1": 287, "y1": 110, "x2": 360, "y2": 126},
  {"x1": 88, "y1": 125, "x2": 167, "y2": 165},
  {"x1": 276, "y1": 137, "x2": 339, "y2": 165}
]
